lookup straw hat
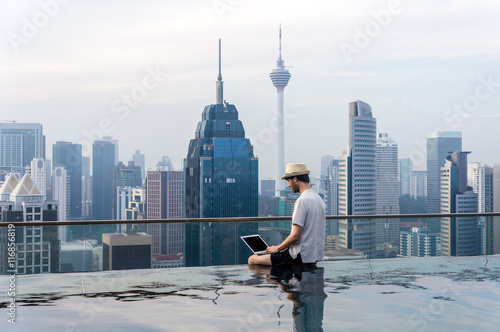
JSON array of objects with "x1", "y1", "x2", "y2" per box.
[{"x1": 281, "y1": 163, "x2": 310, "y2": 180}]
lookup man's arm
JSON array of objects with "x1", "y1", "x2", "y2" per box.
[{"x1": 266, "y1": 224, "x2": 303, "y2": 253}]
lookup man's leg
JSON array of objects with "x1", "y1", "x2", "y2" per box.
[{"x1": 248, "y1": 253, "x2": 272, "y2": 266}]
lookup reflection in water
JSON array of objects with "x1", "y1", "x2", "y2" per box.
[{"x1": 249, "y1": 265, "x2": 328, "y2": 331}]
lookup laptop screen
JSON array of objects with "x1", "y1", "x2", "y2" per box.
[{"x1": 242, "y1": 235, "x2": 268, "y2": 252}]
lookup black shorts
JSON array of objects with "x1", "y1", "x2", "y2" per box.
[
  {"x1": 270, "y1": 250, "x2": 302, "y2": 267},
  {"x1": 270, "y1": 251, "x2": 318, "y2": 271}
]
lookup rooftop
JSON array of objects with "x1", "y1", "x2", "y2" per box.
[{"x1": 2, "y1": 254, "x2": 499, "y2": 331}]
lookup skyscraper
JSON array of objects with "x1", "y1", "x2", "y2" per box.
[
  {"x1": 338, "y1": 100, "x2": 377, "y2": 258},
  {"x1": 440, "y1": 151, "x2": 479, "y2": 256},
  {"x1": 0, "y1": 122, "x2": 45, "y2": 174},
  {"x1": 410, "y1": 170, "x2": 427, "y2": 198},
  {"x1": 92, "y1": 140, "x2": 116, "y2": 221},
  {"x1": 145, "y1": 170, "x2": 184, "y2": 257},
  {"x1": 184, "y1": 39, "x2": 258, "y2": 266},
  {"x1": 132, "y1": 150, "x2": 146, "y2": 182},
  {"x1": 53, "y1": 141, "x2": 82, "y2": 219},
  {"x1": 376, "y1": 133, "x2": 399, "y2": 245},
  {"x1": 112, "y1": 161, "x2": 142, "y2": 219},
  {"x1": 270, "y1": 26, "x2": 291, "y2": 192},
  {"x1": 398, "y1": 158, "x2": 412, "y2": 197},
  {"x1": 30, "y1": 158, "x2": 49, "y2": 199},
  {"x1": 426, "y1": 131, "x2": 462, "y2": 233}
]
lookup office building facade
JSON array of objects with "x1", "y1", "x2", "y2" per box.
[
  {"x1": 0, "y1": 122, "x2": 45, "y2": 174},
  {"x1": 53, "y1": 141, "x2": 82, "y2": 219},
  {"x1": 145, "y1": 170, "x2": 184, "y2": 257},
  {"x1": 376, "y1": 133, "x2": 399, "y2": 245},
  {"x1": 400, "y1": 227, "x2": 440, "y2": 257},
  {"x1": 92, "y1": 140, "x2": 116, "y2": 221},
  {"x1": 338, "y1": 100, "x2": 377, "y2": 258},
  {"x1": 440, "y1": 151, "x2": 479, "y2": 256}
]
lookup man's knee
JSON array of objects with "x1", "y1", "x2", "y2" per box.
[{"x1": 248, "y1": 254, "x2": 257, "y2": 265}]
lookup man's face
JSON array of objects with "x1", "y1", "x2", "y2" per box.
[{"x1": 288, "y1": 178, "x2": 299, "y2": 193}]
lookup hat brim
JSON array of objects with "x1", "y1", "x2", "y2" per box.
[{"x1": 281, "y1": 171, "x2": 310, "y2": 180}]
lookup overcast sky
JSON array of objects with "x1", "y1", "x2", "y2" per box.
[{"x1": 1, "y1": 0, "x2": 499, "y2": 180}]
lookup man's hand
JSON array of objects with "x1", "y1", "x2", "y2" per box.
[{"x1": 266, "y1": 245, "x2": 280, "y2": 253}]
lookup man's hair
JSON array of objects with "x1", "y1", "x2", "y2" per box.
[{"x1": 294, "y1": 174, "x2": 310, "y2": 183}]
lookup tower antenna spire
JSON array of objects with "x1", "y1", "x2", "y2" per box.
[
  {"x1": 279, "y1": 23, "x2": 282, "y2": 60},
  {"x1": 218, "y1": 39, "x2": 222, "y2": 81},
  {"x1": 216, "y1": 38, "x2": 223, "y2": 105}
]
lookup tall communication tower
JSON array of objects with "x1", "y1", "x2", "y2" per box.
[{"x1": 270, "y1": 25, "x2": 291, "y2": 192}]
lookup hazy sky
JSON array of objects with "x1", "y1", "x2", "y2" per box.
[{"x1": 1, "y1": 0, "x2": 499, "y2": 180}]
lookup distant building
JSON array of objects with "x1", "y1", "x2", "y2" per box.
[
  {"x1": 113, "y1": 161, "x2": 142, "y2": 219},
  {"x1": 376, "y1": 133, "x2": 399, "y2": 246},
  {"x1": 59, "y1": 240, "x2": 98, "y2": 272},
  {"x1": 30, "y1": 158, "x2": 49, "y2": 199},
  {"x1": 440, "y1": 151, "x2": 479, "y2": 256},
  {"x1": 0, "y1": 173, "x2": 59, "y2": 274},
  {"x1": 132, "y1": 150, "x2": 146, "y2": 182},
  {"x1": 468, "y1": 162, "x2": 486, "y2": 213},
  {"x1": 92, "y1": 140, "x2": 115, "y2": 221},
  {"x1": 53, "y1": 167, "x2": 70, "y2": 222},
  {"x1": 156, "y1": 156, "x2": 174, "y2": 171},
  {"x1": 125, "y1": 187, "x2": 146, "y2": 221},
  {"x1": 116, "y1": 186, "x2": 134, "y2": 223},
  {"x1": 400, "y1": 227, "x2": 440, "y2": 257},
  {"x1": 145, "y1": 170, "x2": 184, "y2": 258},
  {"x1": 338, "y1": 100, "x2": 377, "y2": 258},
  {"x1": 102, "y1": 231, "x2": 152, "y2": 271},
  {"x1": 53, "y1": 141, "x2": 82, "y2": 219},
  {"x1": 411, "y1": 171, "x2": 427, "y2": 198},
  {"x1": 261, "y1": 179, "x2": 275, "y2": 197},
  {"x1": 101, "y1": 136, "x2": 119, "y2": 166},
  {"x1": 152, "y1": 254, "x2": 183, "y2": 269},
  {"x1": 82, "y1": 156, "x2": 92, "y2": 219},
  {"x1": 0, "y1": 122, "x2": 45, "y2": 174},
  {"x1": 398, "y1": 158, "x2": 412, "y2": 197},
  {"x1": 426, "y1": 131, "x2": 462, "y2": 233},
  {"x1": 323, "y1": 158, "x2": 339, "y2": 236}
]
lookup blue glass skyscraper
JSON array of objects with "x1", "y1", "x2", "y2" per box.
[
  {"x1": 53, "y1": 141, "x2": 82, "y2": 219},
  {"x1": 184, "y1": 40, "x2": 258, "y2": 266}
]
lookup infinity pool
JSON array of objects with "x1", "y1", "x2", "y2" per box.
[{"x1": 1, "y1": 255, "x2": 499, "y2": 331}]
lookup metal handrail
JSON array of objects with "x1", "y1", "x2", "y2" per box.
[{"x1": 1, "y1": 212, "x2": 499, "y2": 227}]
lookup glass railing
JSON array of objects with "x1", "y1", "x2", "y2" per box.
[{"x1": 1, "y1": 213, "x2": 499, "y2": 275}]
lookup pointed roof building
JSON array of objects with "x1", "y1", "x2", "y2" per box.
[
  {"x1": 11, "y1": 173, "x2": 43, "y2": 196},
  {"x1": 0, "y1": 173, "x2": 20, "y2": 200}
]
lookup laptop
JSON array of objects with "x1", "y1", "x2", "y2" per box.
[{"x1": 240, "y1": 234, "x2": 270, "y2": 255}]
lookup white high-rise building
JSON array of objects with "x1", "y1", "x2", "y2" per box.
[
  {"x1": 440, "y1": 151, "x2": 479, "y2": 256},
  {"x1": 410, "y1": 171, "x2": 427, "y2": 198},
  {"x1": 468, "y1": 162, "x2": 485, "y2": 213},
  {"x1": 116, "y1": 186, "x2": 134, "y2": 223},
  {"x1": 0, "y1": 172, "x2": 59, "y2": 274},
  {"x1": 376, "y1": 133, "x2": 399, "y2": 245},
  {"x1": 270, "y1": 26, "x2": 291, "y2": 192},
  {"x1": 53, "y1": 167, "x2": 70, "y2": 222},
  {"x1": 338, "y1": 100, "x2": 377, "y2": 258},
  {"x1": 30, "y1": 158, "x2": 49, "y2": 199}
]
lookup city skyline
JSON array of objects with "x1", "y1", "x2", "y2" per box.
[{"x1": 2, "y1": 1, "x2": 500, "y2": 180}]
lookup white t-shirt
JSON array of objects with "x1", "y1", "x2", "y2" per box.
[{"x1": 289, "y1": 189, "x2": 326, "y2": 263}]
